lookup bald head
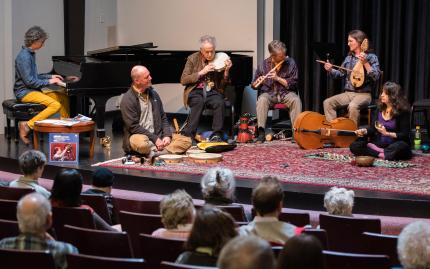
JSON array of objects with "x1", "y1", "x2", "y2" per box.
[
  {"x1": 17, "y1": 193, "x2": 52, "y2": 235},
  {"x1": 131, "y1": 65, "x2": 152, "y2": 92}
]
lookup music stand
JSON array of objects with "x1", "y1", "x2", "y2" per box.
[{"x1": 313, "y1": 42, "x2": 338, "y2": 94}]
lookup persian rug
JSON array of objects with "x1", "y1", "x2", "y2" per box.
[{"x1": 94, "y1": 141, "x2": 430, "y2": 196}]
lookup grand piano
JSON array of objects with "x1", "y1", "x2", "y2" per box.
[{"x1": 52, "y1": 43, "x2": 253, "y2": 137}]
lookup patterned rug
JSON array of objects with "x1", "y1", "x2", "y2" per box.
[{"x1": 94, "y1": 141, "x2": 430, "y2": 196}]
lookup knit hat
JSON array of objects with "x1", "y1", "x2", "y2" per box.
[{"x1": 92, "y1": 168, "x2": 114, "y2": 187}]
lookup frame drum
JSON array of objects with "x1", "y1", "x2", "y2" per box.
[
  {"x1": 188, "y1": 153, "x2": 223, "y2": 164},
  {"x1": 158, "y1": 154, "x2": 184, "y2": 164},
  {"x1": 211, "y1": 52, "x2": 230, "y2": 71}
]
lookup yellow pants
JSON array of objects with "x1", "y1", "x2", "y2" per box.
[{"x1": 21, "y1": 90, "x2": 70, "y2": 129}]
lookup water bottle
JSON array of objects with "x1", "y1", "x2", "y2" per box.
[{"x1": 414, "y1": 125, "x2": 422, "y2": 150}]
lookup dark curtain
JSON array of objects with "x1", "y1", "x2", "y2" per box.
[{"x1": 280, "y1": 0, "x2": 430, "y2": 112}]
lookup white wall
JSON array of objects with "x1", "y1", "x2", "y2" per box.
[
  {"x1": 85, "y1": 0, "x2": 117, "y2": 53},
  {"x1": 11, "y1": 0, "x2": 64, "y2": 73}
]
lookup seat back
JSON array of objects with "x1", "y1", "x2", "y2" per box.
[
  {"x1": 113, "y1": 198, "x2": 160, "y2": 221},
  {"x1": 139, "y1": 234, "x2": 185, "y2": 269},
  {"x1": 62, "y1": 224, "x2": 133, "y2": 258},
  {"x1": 0, "y1": 248, "x2": 56, "y2": 269},
  {"x1": 323, "y1": 250, "x2": 390, "y2": 269},
  {"x1": 81, "y1": 194, "x2": 112, "y2": 224},
  {"x1": 52, "y1": 207, "x2": 96, "y2": 240},
  {"x1": 0, "y1": 199, "x2": 18, "y2": 220},
  {"x1": 279, "y1": 211, "x2": 310, "y2": 227},
  {"x1": 160, "y1": 261, "x2": 216, "y2": 269},
  {"x1": 363, "y1": 232, "x2": 400, "y2": 267},
  {"x1": 119, "y1": 211, "x2": 163, "y2": 257},
  {"x1": 303, "y1": 228, "x2": 329, "y2": 249},
  {"x1": 319, "y1": 214, "x2": 381, "y2": 253},
  {"x1": 0, "y1": 219, "x2": 19, "y2": 240},
  {"x1": 215, "y1": 205, "x2": 247, "y2": 222},
  {"x1": 0, "y1": 185, "x2": 34, "y2": 200},
  {"x1": 66, "y1": 253, "x2": 146, "y2": 269}
]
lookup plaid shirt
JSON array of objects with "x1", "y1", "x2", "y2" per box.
[{"x1": 0, "y1": 234, "x2": 78, "y2": 269}]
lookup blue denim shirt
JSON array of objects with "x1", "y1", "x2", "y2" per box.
[
  {"x1": 14, "y1": 46, "x2": 52, "y2": 100},
  {"x1": 329, "y1": 53, "x2": 380, "y2": 93}
]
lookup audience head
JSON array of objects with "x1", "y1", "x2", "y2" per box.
[
  {"x1": 186, "y1": 206, "x2": 237, "y2": 257},
  {"x1": 277, "y1": 234, "x2": 325, "y2": 269},
  {"x1": 324, "y1": 186, "x2": 354, "y2": 216},
  {"x1": 160, "y1": 189, "x2": 195, "y2": 229},
  {"x1": 398, "y1": 221, "x2": 430, "y2": 269},
  {"x1": 218, "y1": 235, "x2": 275, "y2": 269},
  {"x1": 24, "y1": 26, "x2": 48, "y2": 48},
  {"x1": 378, "y1": 81, "x2": 410, "y2": 115},
  {"x1": 199, "y1": 35, "x2": 216, "y2": 61},
  {"x1": 17, "y1": 193, "x2": 52, "y2": 236},
  {"x1": 91, "y1": 167, "x2": 114, "y2": 192},
  {"x1": 252, "y1": 176, "x2": 284, "y2": 217},
  {"x1": 18, "y1": 150, "x2": 46, "y2": 177},
  {"x1": 50, "y1": 169, "x2": 83, "y2": 207},
  {"x1": 201, "y1": 167, "x2": 236, "y2": 203}
]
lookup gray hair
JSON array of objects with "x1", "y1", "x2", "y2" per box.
[
  {"x1": 130, "y1": 65, "x2": 148, "y2": 81},
  {"x1": 24, "y1": 26, "x2": 48, "y2": 47},
  {"x1": 201, "y1": 167, "x2": 236, "y2": 201},
  {"x1": 199, "y1": 35, "x2": 217, "y2": 48},
  {"x1": 17, "y1": 193, "x2": 52, "y2": 234},
  {"x1": 218, "y1": 235, "x2": 275, "y2": 269},
  {"x1": 324, "y1": 187, "x2": 354, "y2": 216},
  {"x1": 160, "y1": 189, "x2": 195, "y2": 229},
  {"x1": 19, "y1": 150, "x2": 46, "y2": 176},
  {"x1": 268, "y1": 40, "x2": 287, "y2": 54},
  {"x1": 398, "y1": 221, "x2": 430, "y2": 269}
]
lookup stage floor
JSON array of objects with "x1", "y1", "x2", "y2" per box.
[{"x1": 1, "y1": 115, "x2": 430, "y2": 218}]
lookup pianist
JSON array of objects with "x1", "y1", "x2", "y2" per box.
[
  {"x1": 180, "y1": 35, "x2": 232, "y2": 140},
  {"x1": 14, "y1": 26, "x2": 69, "y2": 145},
  {"x1": 120, "y1": 65, "x2": 192, "y2": 158}
]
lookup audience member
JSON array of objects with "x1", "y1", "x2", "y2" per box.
[
  {"x1": 277, "y1": 234, "x2": 325, "y2": 269},
  {"x1": 10, "y1": 150, "x2": 50, "y2": 199},
  {"x1": 397, "y1": 221, "x2": 430, "y2": 269},
  {"x1": 50, "y1": 168, "x2": 115, "y2": 231},
  {"x1": 239, "y1": 176, "x2": 301, "y2": 245},
  {"x1": 176, "y1": 206, "x2": 237, "y2": 267},
  {"x1": 323, "y1": 186, "x2": 354, "y2": 216},
  {"x1": 218, "y1": 235, "x2": 275, "y2": 269},
  {"x1": 0, "y1": 193, "x2": 78, "y2": 269},
  {"x1": 152, "y1": 189, "x2": 195, "y2": 239},
  {"x1": 82, "y1": 167, "x2": 116, "y2": 224},
  {"x1": 201, "y1": 167, "x2": 236, "y2": 205}
]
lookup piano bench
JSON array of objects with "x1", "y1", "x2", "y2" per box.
[{"x1": 2, "y1": 99, "x2": 46, "y2": 142}]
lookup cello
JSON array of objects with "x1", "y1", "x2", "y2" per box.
[{"x1": 293, "y1": 111, "x2": 358, "y2": 149}]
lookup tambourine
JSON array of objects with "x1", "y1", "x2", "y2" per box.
[
  {"x1": 210, "y1": 52, "x2": 230, "y2": 71},
  {"x1": 158, "y1": 154, "x2": 184, "y2": 164},
  {"x1": 188, "y1": 153, "x2": 222, "y2": 164}
]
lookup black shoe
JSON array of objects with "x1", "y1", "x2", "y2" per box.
[
  {"x1": 256, "y1": 127, "x2": 265, "y2": 143},
  {"x1": 209, "y1": 131, "x2": 225, "y2": 142}
]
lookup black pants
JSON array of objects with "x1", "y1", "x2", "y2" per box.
[
  {"x1": 183, "y1": 89, "x2": 225, "y2": 137},
  {"x1": 350, "y1": 138, "x2": 412, "y2": 161}
]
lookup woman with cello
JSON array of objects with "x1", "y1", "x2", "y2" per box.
[
  {"x1": 322, "y1": 30, "x2": 380, "y2": 126},
  {"x1": 350, "y1": 81, "x2": 412, "y2": 161}
]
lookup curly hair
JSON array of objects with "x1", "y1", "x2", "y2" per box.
[
  {"x1": 201, "y1": 167, "x2": 236, "y2": 202},
  {"x1": 24, "y1": 26, "x2": 48, "y2": 47},
  {"x1": 398, "y1": 221, "x2": 430, "y2": 269},
  {"x1": 18, "y1": 150, "x2": 46, "y2": 176},
  {"x1": 160, "y1": 190, "x2": 195, "y2": 229},
  {"x1": 324, "y1": 186, "x2": 355, "y2": 216},
  {"x1": 377, "y1": 81, "x2": 410, "y2": 116}
]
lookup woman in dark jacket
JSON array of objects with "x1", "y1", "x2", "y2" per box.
[{"x1": 350, "y1": 81, "x2": 412, "y2": 160}]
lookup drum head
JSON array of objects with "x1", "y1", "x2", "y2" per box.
[
  {"x1": 189, "y1": 153, "x2": 223, "y2": 164},
  {"x1": 158, "y1": 154, "x2": 183, "y2": 163},
  {"x1": 212, "y1": 52, "x2": 230, "y2": 71}
]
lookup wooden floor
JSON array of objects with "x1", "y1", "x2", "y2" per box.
[{"x1": 1, "y1": 113, "x2": 430, "y2": 218}]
